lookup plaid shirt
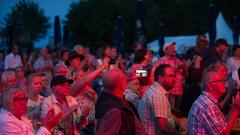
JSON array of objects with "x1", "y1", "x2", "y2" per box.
[
  {"x1": 124, "y1": 89, "x2": 140, "y2": 109},
  {"x1": 188, "y1": 91, "x2": 227, "y2": 135},
  {"x1": 138, "y1": 82, "x2": 175, "y2": 135},
  {"x1": 158, "y1": 56, "x2": 183, "y2": 95}
]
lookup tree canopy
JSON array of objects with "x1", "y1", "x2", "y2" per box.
[
  {"x1": 0, "y1": 0, "x2": 50, "y2": 52},
  {"x1": 64, "y1": 0, "x2": 240, "y2": 53}
]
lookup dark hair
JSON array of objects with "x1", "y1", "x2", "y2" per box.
[
  {"x1": 154, "y1": 64, "x2": 171, "y2": 81},
  {"x1": 134, "y1": 48, "x2": 147, "y2": 63},
  {"x1": 216, "y1": 38, "x2": 228, "y2": 46}
]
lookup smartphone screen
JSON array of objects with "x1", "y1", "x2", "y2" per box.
[{"x1": 136, "y1": 69, "x2": 147, "y2": 77}]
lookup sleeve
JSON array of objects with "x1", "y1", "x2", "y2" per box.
[
  {"x1": 96, "y1": 108, "x2": 122, "y2": 135},
  {"x1": 4, "y1": 55, "x2": 9, "y2": 70}
]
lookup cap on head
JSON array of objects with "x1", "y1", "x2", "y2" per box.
[
  {"x1": 163, "y1": 42, "x2": 176, "y2": 52},
  {"x1": 50, "y1": 75, "x2": 73, "y2": 88}
]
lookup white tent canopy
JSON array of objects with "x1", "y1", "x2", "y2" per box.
[{"x1": 148, "y1": 12, "x2": 238, "y2": 54}]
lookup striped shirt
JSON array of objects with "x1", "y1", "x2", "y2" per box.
[
  {"x1": 138, "y1": 82, "x2": 175, "y2": 135},
  {"x1": 188, "y1": 91, "x2": 227, "y2": 135}
]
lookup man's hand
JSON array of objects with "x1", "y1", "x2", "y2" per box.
[{"x1": 42, "y1": 109, "x2": 64, "y2": 131}]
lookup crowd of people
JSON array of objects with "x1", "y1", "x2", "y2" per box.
[{"x1": 0, "y1": 35, "x2": 240, "y2": 135}]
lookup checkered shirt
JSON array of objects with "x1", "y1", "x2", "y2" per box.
[
  {"x1": 158, "y1": 56, "x2": 184, "y2": 95},
  {"x1": 138, "y1": 82, "x2": 175, "y2": 135},
  {"x1": 188, "y1": 91, "x2": 227, "y2": 135},
  {"x1": 124, "y1": 89, "x2": 140, "y2": 109}
]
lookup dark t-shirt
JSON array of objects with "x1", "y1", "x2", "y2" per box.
[{"x1": 199, "y1": 47, "x2": 221, "y2": 68}]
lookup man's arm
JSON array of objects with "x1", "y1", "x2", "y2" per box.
[
  {"x1": 194, "y1": 56, "x2": 202, "y2": 69},
  {"x1": 70, "y1": 58, "x2": 109, "y2": 97},
  {"x1": 224, "y1": 95, "x2": 240, "y2": 135}
]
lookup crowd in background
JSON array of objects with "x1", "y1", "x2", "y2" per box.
[{"x1": 1, "y1": 35, "x2": 240, "y2": 135}]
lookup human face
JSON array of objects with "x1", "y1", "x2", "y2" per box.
[
  {"x1": 127, "y1": 79, "x2": 140, "y2": 93},
  {"x1": 16, "y1": 68, "x2": 25, "y2": 79},
  {"x1": 6, "y1": 75, "x2": 17, "y2": 88},
  {"x1": 12, "y1": 45, "x2": 19, "y2": 55},
  {"x1": 209, "y1": 73, "x2": 226, "y2": 95},
  {"x1": 105, "y1": 47, "x2": 112, "y2": 57},
  {"x1": 77, "y1": 47, "x2": 85, "y2": 55},
  {"x1": 12, "y1": 92, "x2": 28, "y2": 119},
  {"x1": 111, "y1": 48, "x2": 118, "y2": 58},
  {"x1": 165, "y1": 45, "x2": 176, "y2": 57},
  {"x1": 30, "y1": 76, "x2": 42, "y2": 94},
  {"x1": 54, "y1": 82, "x2": 70, "y2": 97},
  {"x1": 161, "y1": 67, "x2": 176, "y2": 90},
  {"x1": 40, "y1": 48, "x2": 48, "y2": 57},
  {"x1": 234, "y1": 48, "x2": 240, "y2": 57},
  {"x1": 62, "y1": 51, "x2": 69, "y2": 61},
  {"x1": 218, "y1": 44, "x2": 228, "y2": 54},
  {"x1": 70, "y1": 58, "x2": 81, "y2": 68},
  {"x1": 55, "y1": 66, "x2": 68, "y2": 77}
]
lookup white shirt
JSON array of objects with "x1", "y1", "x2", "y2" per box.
[
  {"x1": 4, "y1": 53, "x2": 23, "y2": 70},
  {"x1": 33, "y1": 57, "x2": 53, "y2": 71},
  {"x1": 0, "y1": 108, "x2": 50, "y2": 135}
]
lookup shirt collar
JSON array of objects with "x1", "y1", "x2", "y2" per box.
[
  {"x1": 153, "y1": 82, "x2": 168, "y2": 95},
  {"x1": 201, "y1": 91, "x2": 219, "y2": 104},
  {"x1": 50, "y1": 94, "x2": 61, "y2": 106}
]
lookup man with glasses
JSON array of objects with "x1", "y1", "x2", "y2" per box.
[
  {"x1": 188, "y1": 69, "x2": 240, "y2": 135},
  {"x1": 138, "y1": 64, "x2": 187, "y2": 135}
]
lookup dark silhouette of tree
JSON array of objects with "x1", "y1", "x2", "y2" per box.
[
  {"x1": 54, "y1": 15, "x2": 61, "y2": 48},
  {"x1": 63, "y1": 25, "x2": 69, "y2": 47},
  {"x1": 0, "y1": 0, "x2": 50, "y2": 52},
  {"x1": 64, "y1": 0, "x2": 240, "y2": 53}
]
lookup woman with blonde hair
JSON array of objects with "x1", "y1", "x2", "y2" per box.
[{"x1": 0, "y1": 87, "x2": 63, "y2": 135}]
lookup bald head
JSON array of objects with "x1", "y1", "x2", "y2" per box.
[{"x1": 102, "y1": 68, "x2": 126, "y2": 93}]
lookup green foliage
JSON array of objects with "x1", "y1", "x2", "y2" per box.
[
  {"x1": 65, "y1": 0, "x2": 240, "y2": 53},
  {"x1": 0, "y1": 0, "x2": 50, "y2": 51}
]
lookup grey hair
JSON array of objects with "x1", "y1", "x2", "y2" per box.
[{"x1": 2, "y1": 71, "x2": 16, "y2": 89}]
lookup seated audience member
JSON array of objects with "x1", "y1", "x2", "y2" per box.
[
  {"x1": 188, "y1": 69, "x2": 240, "y2": 135},
  {"x1": 41, "y1": 75, "x2": 92, "y2": 134},
  {"x1": 39, "y1": 72, "x2": 52, "y2": 97},
  {"x1": 26, "y1": 73, "x2": 45, "y2": 127},
  {"x1": 95, "y1": 68, "x2": 147, "y2": 135},
  {"x1": 15, "y1": 66, "x2": 26, "y2": 89},
  {"x1": 1, "y1": 70, "x2": 17, "y2": 90},
  {"x1": 124, "y1": 66, "x2": 146, "y2": 109},
  {"x1": 0, "y1": 87, "x2": 63, "y2": 134},
  {"x1": 33, "y1": 48, "x2": 53, "y2": 72}
]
